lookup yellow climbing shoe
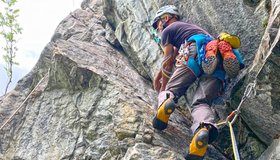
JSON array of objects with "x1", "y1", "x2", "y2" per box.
[
  {"x1": 152, "y1": 98, "x2": 176, "y2": 130},
  {"x1": 186, "y1": 128, "x2": 209, "y2": 159}
]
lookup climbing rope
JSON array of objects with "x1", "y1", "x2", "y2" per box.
[
  {"x1": 0, "y1": 72, "x2": 49, "y2": 131},
  {"x1": 228, "y1": 121, "x2": 240, "y2": 160}
]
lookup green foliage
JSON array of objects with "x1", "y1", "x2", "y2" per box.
[
  {"x1": 0, "y1": 0, "x2": 22, "y2": 94},
  {"x1": 262, "y1": 17, "x2": 269, "y2": 28}
]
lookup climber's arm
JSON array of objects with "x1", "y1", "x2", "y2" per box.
[{"x1": 160, "y1": 44, "x2": 175, "y2": 92}]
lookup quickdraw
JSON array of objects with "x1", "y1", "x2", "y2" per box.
[
  {"x1": 150, "y1": 27, "x2": 161, "y2": 44},
  {"x1": 146, "y1": 26, "x2": 164, "y2": 52},
  {"x1": 216, "y1": 80, "x2": 257, "y2": 160},
  {"x1": 217, "y1": 80, "x2": 256, "y2": 127},
  {"x1": 176, "y1": 41, "x2": 192, "y2": 67}
]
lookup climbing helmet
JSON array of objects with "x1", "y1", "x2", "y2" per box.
[{"x1": 152, "y1": 5, "x2": 180, "y2": 29}]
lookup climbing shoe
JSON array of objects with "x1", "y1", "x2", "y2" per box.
[
  {"x1": 202, "y1": 40, "x2": 219, "y2": 75},
  {"x1": 185, "y1": 127, "x2": 209, "y2": 159},
  {"x1": 152, "y1": 98, "x2": 176, "y2": 130},
  {"x1": 218, "y1": 41, "x2": 240, "y2": 78}
]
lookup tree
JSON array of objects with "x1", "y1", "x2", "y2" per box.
[{"x1": 0, "y1": 0, "x2": 22, "y2": 95}]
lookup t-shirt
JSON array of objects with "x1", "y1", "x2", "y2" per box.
[{"x1": 161, "y1": 21, "x2": 211, "y2": 49}]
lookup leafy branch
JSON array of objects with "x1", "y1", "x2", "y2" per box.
[{"x1": 0, "y1": 0, "x2": 22, "y2": 95}]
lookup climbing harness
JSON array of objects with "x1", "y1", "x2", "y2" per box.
[
  {"x1": 175, "y1": 40, "x2": 192, "y2": 67},
  {"x1": 0, "y1": 71, "x2": 49, "y2": 131}
]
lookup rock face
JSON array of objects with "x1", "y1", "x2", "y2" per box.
[
  {"x1": 258, "y1": 138, "x2": 280, "y2": 160},
  {"x1": 0, "y1": 0, "x2": 279, "y2": 160},
  {"x1": 238, "y1": 0, "x2": 280, "y2": 146}
]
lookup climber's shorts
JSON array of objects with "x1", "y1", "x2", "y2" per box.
[{"x1": 166, "y1": 43, "x2": 198, "y2": 99}]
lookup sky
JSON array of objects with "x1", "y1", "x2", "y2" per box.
[{"x1": 0, "y1": 0, "x2": 83, "y2": 95}]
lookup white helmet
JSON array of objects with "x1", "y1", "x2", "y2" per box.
[{"x1": 152, "y1": 5, "x2": 180, "y2": 29}]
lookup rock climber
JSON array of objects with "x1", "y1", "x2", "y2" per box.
[{"x1": 151, "y1": 5, "x2": 244, "y2": 159}]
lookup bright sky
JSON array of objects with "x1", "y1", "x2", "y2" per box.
[{"x1": 0, "y1": 0, "x2": 83, "y2": 95}]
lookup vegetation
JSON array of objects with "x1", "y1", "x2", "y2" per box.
[{"x1": 0, "y1": 0, "x2": 22, "y2": 94}]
